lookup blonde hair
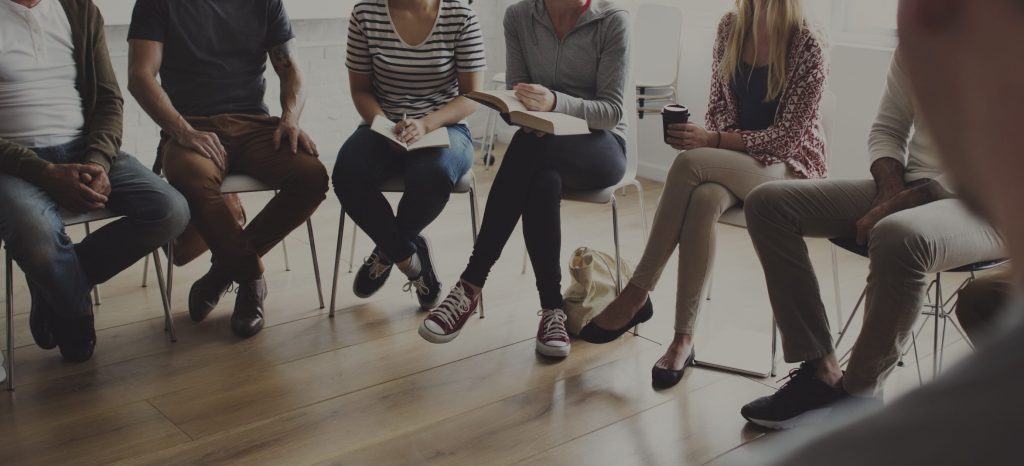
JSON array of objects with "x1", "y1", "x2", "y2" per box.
[{"x1": 721, "y1": 0, "x2": 805, "y2": 101}]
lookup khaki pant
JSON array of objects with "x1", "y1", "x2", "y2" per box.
[
  {"x1": 630, "y1": 148, "x2": 795, "y2": 333},
  {"x1": 745, "y1": 179, "x2": 1005, "y2": 395},
  {"x1": 161, "y1": 114, "x2": 329, "y2": 282}
]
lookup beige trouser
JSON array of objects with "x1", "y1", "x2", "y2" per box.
[
  {"x1": 630, "y1": 148, "x2": 796, "y2": 333},
  {"x1": 745, "y1": 179, "x2": 1005, "y2": 396}
]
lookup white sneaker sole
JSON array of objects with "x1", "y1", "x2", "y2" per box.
[
  {"x1": 536, "y1": 340, "x2": 571, "y2": 358},
  {"x1": 744, "y1": 406, "x2": 833, "y2": 430},
  {"x1": 418, "y1": 321, "x2": 461, "y2": 344}
]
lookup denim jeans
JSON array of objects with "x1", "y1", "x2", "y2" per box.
[
  {"x1": 332, "y1": 124, "x2": 473, "y2": 262},
  {"x1": 0, "y1": 140, "x2": 190, "y2": 318}
]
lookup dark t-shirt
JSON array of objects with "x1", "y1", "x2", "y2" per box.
[
  {"x1": 732, "y1": 62, "x2": 780, "y2": 131},
  {"x1": 128, "y1": 0, "x2": 295, "y2": 117}
]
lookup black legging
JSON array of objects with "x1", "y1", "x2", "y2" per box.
[{"x1": 461, "y1": 130, "x2": 626, "y2": 309}]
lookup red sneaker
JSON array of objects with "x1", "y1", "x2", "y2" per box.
[
  {"x1": 419, "y1": 281, "x2": 479, "y2": 344},
  {"x1": 536, "y1": 309, "x2": 571, "y2": 357}
]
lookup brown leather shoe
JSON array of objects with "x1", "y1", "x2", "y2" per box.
[
  {"x1": 231, "y1": 276, "x2": 267, "y2": 338},
  {"x1": 52, "y1": 303, "x2": 96, "y2": 363},
  {"x1": 189, "y1": 263, "x2": 233, "y2": 323}
]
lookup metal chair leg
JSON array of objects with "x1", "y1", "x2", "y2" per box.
[
  {"x1": 831, "y1": 244, "x2": 843, "y2": 332},
  {"x1": 166, "y1": 242, "x2": 174, "y2": 309},
  {"x1": 142, "y1": 254, "x2": 150, "y2": 287},
  {"x1": 632, "y1": 180, "x2": 649, "y2": 243},
  {"x1": 151, "y1": 250, "x2": 176, "y2": 342},
  {"x1": 932, "y1": 273, "x2": 942, "y2": 378},
  {"x1": 307, "y1": 219, "x2": 325, "y2": 309},
  {"x1": 469, "y1": 183, "x2": 484, "y2": 319},
  {"x1": 6, "y1": 255, "x2": 14, "y2": 391},
  {"x1": 84, "y1": 223, "x2": 101, "y2": 306},
  {"x1": 348, "y1": 223, "x2": 358, "y2": 274},
  {"x1": 771, "y1": 318, "x2": 778, "y2": 377},
  {"x1": 329, "y1": 210, "x2": 346, "y2": 318}
]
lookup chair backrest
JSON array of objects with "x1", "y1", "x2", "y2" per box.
[
  {"x1": 622, "y1": 80, "x2": 641, "y2": 185},
  {"x1": 632, "y1": 2, "x2": 683, "y2": 88}
]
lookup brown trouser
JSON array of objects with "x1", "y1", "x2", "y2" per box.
[
  {"x1": 629, "y1": 148, "x2": 795, "y2": 333},
  {"x1": 161, "y1": 114, "x2": 329, "y2": 282},
  {"x1": 745, "y1": 179, "x2": 1005, "y2": 396}
]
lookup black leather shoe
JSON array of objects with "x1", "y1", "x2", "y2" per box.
[
  {"x1": 52, "y1": 305, "x2": 96, "y2": 363},
  {"x1": 354, "y1": 247, "x2": 393, "y2": 299},
  {"x1": 28, "y1": 283, "x2": 57, "y2": 350},
  {"x1": 231, "y1": 276, "x2": 267, "y2": 338},
  {"x1": 406, "y1": 235, "x2": 442, "y2": 309},
  {"x1": 578, "y1": 298, "x2": 654, "y2": 344},
  {"x1": 189, "y1": 263, "x2": 233, "y2": 323},
  {"x1": 652, "y1": 349, "x2": 696, "y2": 389}
]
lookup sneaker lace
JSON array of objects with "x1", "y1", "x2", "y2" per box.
[
  {"x1": 365, "y1": 253, "x2": 391, "y2": 280},
  {"x1": 774, "y1": 363, "x2": 815, "y2": 397},
  {"x1": 403, "y1": 276, "x2": 429, "y2": 296},
  {"x1": 429, "y1": 283, "x2": 473, "y2": 328},
  {"x1": 537, "y1": 309, "x2": 569, "y2": 342}
]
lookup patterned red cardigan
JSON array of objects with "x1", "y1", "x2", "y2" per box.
[{"x1": 706, "y1": 13, "x2": 828, "y2": 179}]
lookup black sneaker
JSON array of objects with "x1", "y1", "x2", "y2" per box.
[
  {"x1": 353, "y1": 247, "x2": 393, "y2": 299},
  {"x1": 404, "y1": 235, "x2": 442, "y2": 309},
  {"x1": 28, "y1": 282, "x2": 57, "y2": 350},
  {"x1": 740, "y1": 362, "x2": 848, "y2": 430},
  {"x1": 52, "y1": 305, "x2": 97, "y2": 363}
]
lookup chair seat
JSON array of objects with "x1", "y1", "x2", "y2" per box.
[
  {"x1": 830, "y1": 237, "x2": 1009, "y2": 273},
  {"x1": 379, "y1": 172, "x2": 475, "y2": 194},
  {"x1": 221, "y1": 174, "x2": 275, "y2": 194},
  {"x1": 719, "y1": 206, "x2": 747, "y2": 229},
  {"x1": 491, "y1": 72, "x2": 506, "y2": 84},
  {"x1": 60, "y1": 208, "x2": 120, "y2": 227}
]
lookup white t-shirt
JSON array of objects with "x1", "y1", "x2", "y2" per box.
[{"x1": 0, "y1": 0, "x2": 85, "y2": 148}]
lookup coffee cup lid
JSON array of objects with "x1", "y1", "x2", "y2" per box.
[{"x1": 662, "y1": 104, "x2": 688, "y2": 112}]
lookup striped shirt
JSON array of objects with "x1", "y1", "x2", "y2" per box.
[{"x1": 346, "y1": 0, "x2": 486, "y2": 120}]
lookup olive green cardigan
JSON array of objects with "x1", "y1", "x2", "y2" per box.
[{"x1": 0, "y1": 0, "x2": 123, "y2": 179}]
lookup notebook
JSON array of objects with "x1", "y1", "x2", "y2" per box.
[{"x1": 371, "y1": 115, "x2": 451, "y2": 151}]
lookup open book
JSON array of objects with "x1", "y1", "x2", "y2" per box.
[
  {"x1": 371, "y1": 115, "x2": 450, "y2": 151},
  {"x1": 466, "y1": 90, "x2": 591, "y2": 136}
]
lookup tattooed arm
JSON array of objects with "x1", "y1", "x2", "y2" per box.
[{"x1": 269, "y1": 39, "x2": 318, "y2": 156}]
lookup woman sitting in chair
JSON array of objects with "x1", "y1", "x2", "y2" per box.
[
  {"x1": 418, "y1": 0, "x2": 631, "y2": 358},
  {"x1": 581, "y1": 0, "x2": 828, "y2": 388},
  {"x1": 334, "y1": 0, "x2": 486, "y2": 310}
]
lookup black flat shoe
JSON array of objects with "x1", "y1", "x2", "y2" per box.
[
  {"x1": 578, "y1": 298, "x2": 654, "y2": 344},
  {"x1": 652, "y1": 349, "x2": 695, "y2": 389}
]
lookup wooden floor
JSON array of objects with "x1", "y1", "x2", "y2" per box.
[{"x1": 0, "y1": 147, "x2": 975, "y2": 465}]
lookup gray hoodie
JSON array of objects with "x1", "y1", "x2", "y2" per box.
[{"x1": 503, "y1": 0, "x2": 631, "y2": 140}]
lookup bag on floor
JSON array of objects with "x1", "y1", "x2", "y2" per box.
[{"x1": 563, "y1": 247, "x2": 634, "y2": 336}]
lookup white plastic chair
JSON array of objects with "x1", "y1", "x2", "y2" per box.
[
  {"x1": 329, "y1": 172, "x2": 482, "y2": 318},
  {"x1": 3, "y1": 208, "x2": 175, "y2": 391},
  {"x1": 634, "y1": 2, "x2": 683, "y2": 118}
]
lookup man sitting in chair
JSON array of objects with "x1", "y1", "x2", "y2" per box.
[
  {"x1": 739, "y1": 49, "x2": 1005, "y2": 429},
  {"x1": 127, "y1": 0, "x2": 329, "y2": 338},
  {"x1": 0, "y1": 0, "x2": 189, "y2": 361}
]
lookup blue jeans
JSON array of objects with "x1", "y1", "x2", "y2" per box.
[
  {"x1": 0, "y1": 140, "x2": 190, "y2": 317},
  {"x1": 333, "y1": 124, "x2": 473, "y2": 261}
]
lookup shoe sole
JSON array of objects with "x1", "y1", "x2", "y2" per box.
[
  {"x1": 535, "y1": 341, "x2": 571, "y2": 358},
  {"x1": 418, "y1": 321, "x2": 460, "y2": 344},
  {"x1": 743, "y1": 406, "x2": 833, "y2": 430},
  {"x1": 415, "y1": 235, "x2": 443, "y2": 308}
]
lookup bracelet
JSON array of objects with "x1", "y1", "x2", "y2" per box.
[{"x1": 715, "y1": 131, "x2": 722, "y2": 148}]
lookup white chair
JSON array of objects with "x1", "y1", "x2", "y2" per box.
[
  {"x1": 700, "y1": 90, "x2": 838, "y2": 378},
  {"x1": 329, "y1": 172, "x2": 482, "y2": 318},
  {"x1": 634, "y1": 2, "x2": 683, "y2": 118},
  {"x1": 480, "y1": 72, "x2": 507, "y2": 169},
  {"x1": 4, "y1": 208, "x2": 175, "y2": 391},
  {"x1": 144, "y1": 174, "x2": 325, "y2": 312}
]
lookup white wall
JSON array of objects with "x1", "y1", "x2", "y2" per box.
[{"x1": 95, "y1": 0, "x2": 356, "y2": 24}]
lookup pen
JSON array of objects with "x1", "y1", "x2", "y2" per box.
[{"x1": 399, "y1": 113, "x2": 407, "y2": 139}]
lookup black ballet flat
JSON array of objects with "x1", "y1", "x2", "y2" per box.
[
  {"x1": 652, "y1": 350, "x2": 696, "y2": 389},
  {"x1": 578, "y1": 298, "x2": 654, "y2": 344}
]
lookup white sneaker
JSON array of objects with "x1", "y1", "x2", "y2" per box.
[{"x1": 536, "y1": 309, "x2": 571, "y2": 357}]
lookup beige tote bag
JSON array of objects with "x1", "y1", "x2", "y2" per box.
[{"x1": 563, "y1": 247, "x2": 634, "y2": 336}]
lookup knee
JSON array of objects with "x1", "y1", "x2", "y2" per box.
[
  {"x1": 291, "y1": 158, "x2": 330, "y2": 197},
  {"x1": 868, "y1": 216, "x2": 929, "y2": 271},
  {"x1": 689, "y1": 183, "x2": 732, "y2": 220},
  {"x1": 404, "y1": 162, "x2": 456, "y2": 194},
  {"x1": 745, "y1": 182, "x2": 798, "y2": 232},
  {"x1": 6, "y1": 216, "x2": 64, "y2": 272},
  {"x1": 156, "y1": 190, "x2": 191, "y2": 237}
]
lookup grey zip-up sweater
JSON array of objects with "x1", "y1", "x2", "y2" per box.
[{"x1": 503, "y1": 0, "x2": 631, "y2": 140}]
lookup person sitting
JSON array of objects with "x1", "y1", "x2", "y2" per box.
[
  {"x1": 419, "y1": 0, "x2": 631, "y2": 358},
  {"x1": 0, "y1": 0, "x2": 189, "y2": 361},
  {"x1": 580, "y1": 0, "x2": 828, "y2": 388},
  {"x1": 739, "y1": 50, "x2": 1005, "y2": 430},
  {"x1": 127, "y1": 0, "x2": 329, "y2": 338},
  {"x1": 333, "y1": 0, "x2": 486, "y2": 309}
]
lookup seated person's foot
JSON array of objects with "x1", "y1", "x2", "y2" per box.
[
  {"x1": 651, "y1": 335, "x2": 695, "y2": 389},
  {"x1": 579, "y1": 284, "x2": 654, "y2": 344},
  {"x1": 353, "y1": 247, "x2": 393, "y2": 298},
  {"x1": 231, "y1": 276, "x2": 267, "y2": 338},
  {"x1": 404, "y1": 235, "x2": 442, "y2": 310},
  {"x1": 189, "y1": 262, "x2": 233, "y2": 322},
  {"x1": 740, "y1": 362, "x2": 847, "y2": 430},
  {"x1": 52, "y1": 304, "x2": 97, "y2": 363},
  {"x1": 536, "y1": 308, "x2": 571, "y2": 358},
  {"x1": 28, "y1": 283, "x2": 57, "y2": 350},
  {"x1": 419, "y1": 280, "x2": 480, "y2": 344}
]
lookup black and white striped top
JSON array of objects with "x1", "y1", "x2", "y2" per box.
[{"x1": 346, "y1": 0, "x2": 486, "y2": 120}]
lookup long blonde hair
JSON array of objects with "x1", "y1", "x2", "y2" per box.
[{"x1": 721, "y1": 0, "x2": 805, "y2": 101}]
